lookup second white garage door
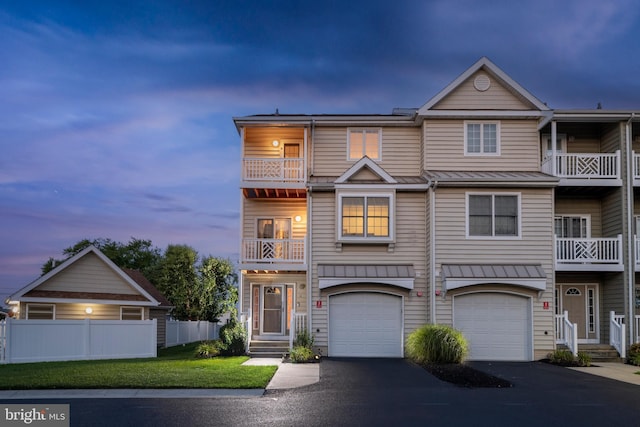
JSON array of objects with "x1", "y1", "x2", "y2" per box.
[
  {"x1": 454, "y1": 292, "x2": 532, "y2": 361},
  {"x1": 328, "y1": 292, "x2": 403, "y2": 358}
]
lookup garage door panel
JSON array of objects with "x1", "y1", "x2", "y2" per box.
[
  {"x1": 329, "y1": 293, "x2": 402, "y2": 358},
  {"x1": 454, "y1": 293, "x2": 531, "y2": 361}
]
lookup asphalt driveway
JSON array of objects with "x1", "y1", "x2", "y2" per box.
[{"x1": 273, "y1": 358, "x2": 640, "y2": 426}]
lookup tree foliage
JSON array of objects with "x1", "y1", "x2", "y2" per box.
[{"x1": 40, "y1": 238, "x2": 237, "y2": 322}]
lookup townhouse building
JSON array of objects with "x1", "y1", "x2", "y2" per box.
[{"x1": 234, "y1": 57, "x2": 639, "y2": 361}]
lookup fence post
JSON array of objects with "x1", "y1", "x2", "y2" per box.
[
  {"x1": 5, "y1": 317, "x2": 11, "y2": 364},
  {"x1": 84, "y1": 318, "x2": 91, "y2": 359},
  {"x1": 151, "y1": 319, "x2": 157, "y2": 356}
]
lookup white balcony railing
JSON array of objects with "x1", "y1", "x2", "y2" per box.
[
  {"x1": 242, "y1": 238, "x2": 305, "y2": 264},
  {"x1": 243, "y1": 158, "x2": 304, "y2": 182},
  {"x1": 555, "y1": 235, "x2": 622, "y2": 268},
  {"x1": 610, "y1": 311, "x2": 625, "y2": 357},
  {"x1": 636, "y1": 237, "x2": 640, "y2": 268},
  {"x1": 541, "y1": 151, "x2": 620, "y2": 180},
  {"x1": 555, "y1": 311, "x2": 578, "y2": 356},
  {"x1": 634, "y1": 153, "x2": 640, "y2": 181}
]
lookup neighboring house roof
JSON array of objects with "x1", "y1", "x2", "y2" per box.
[
  {"x1": 9, "y1": 245, "x2": 167, "y2": 307},
  {"x1": 122, "y1": 268, "x2": 173, "y2": 309}
]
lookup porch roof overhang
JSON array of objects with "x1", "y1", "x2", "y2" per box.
[
  {"x1": 318, "y1": 264, "x2": 415, "y2": 290},
  {"x1": 441, "y1": 264, "x2": 547, "y2": 297}
]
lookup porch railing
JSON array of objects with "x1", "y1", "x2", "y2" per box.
[
  {"x1": 289, "y1": 312, "x2": 308, "y2": 349},
  {"x1": 610, "y1": 311, "x2": 626, "y2": 358},
  {"x1": 555, "y1": 235, "x2": 622, "y2": 266},
  {"x1": 541, "y1": 151, "x2": 620, "y2": 179},
  {"x1": 242, "y1": 239, "x2": 305, "y2": 264},
  {"x1": 555, "y1": 311, "x2": 578, "y2": 356},
  {"x1": 243, "y1": 158, "x2": 304, "y2": 182},
  {"x1": 240, "y1": 310, "x2": 252, "y2": 354}
]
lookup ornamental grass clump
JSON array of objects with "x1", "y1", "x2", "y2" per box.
[{"x1": 406, "y1": 324, "x2": 468, "y2": 364}]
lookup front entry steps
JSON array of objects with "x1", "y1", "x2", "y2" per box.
[
  {"x1": 578, "y1": 344, "x2": 623, "y2": 363},
  {"x1": 248, "y1": 340, "x2": 290, "y2": 358},
  {"x1": 558, "y1": 344, "x2": 623, "y2": 363}
]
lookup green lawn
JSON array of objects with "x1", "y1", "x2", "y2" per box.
[{"x1": 0, "y1": 343, "x2": 277, "y2": 389}]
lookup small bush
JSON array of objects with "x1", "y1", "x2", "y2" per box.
[
  {"x1": 628, "y1": 343, "x2": 640, "y2": 366},
  {"x1": 219, "y1": 321, "x2": 247, "y2": 356},
  {"x1": 406, "y1": 324, "x2": 468, "y2": 365},
  {"x1": 290, "y1": 346, "x2": 315, "y2": 363},
  {"x1": 576, "y1": 351, "x2": 592, "y2": 367},
  {"x1": 548, "y1": 349, "x2": 576, "y2": 365},
  {"x1": 195, "y1": 340, "x2": 223, "y2": 358},
  {"x1": 293, "y1": 329, "x2": 314, "y2": 349}
]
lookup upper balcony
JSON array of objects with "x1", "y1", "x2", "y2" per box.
[
  {"x1": 555, "y1": 235, "x2": 623, "y2": 272},
  {"x1": 240, "y1": 126, "x2": 308, "y2": 199},
  {"x1": 240, "y1": 238, "x2": 306, "y2": 271},
  {"x1": 541, "y1": 151, "x2": 621, "y2": 187}
]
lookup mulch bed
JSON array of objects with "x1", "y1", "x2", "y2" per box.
[{"x1": 419, "y1": 363, "x2": 512, "y2": 388}]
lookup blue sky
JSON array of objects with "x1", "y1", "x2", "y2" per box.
[{"x1": 2, "y1": 0, "x2": 640, "y2": 302}]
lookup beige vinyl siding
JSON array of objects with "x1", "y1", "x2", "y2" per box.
[
  {"x1": 555, "y1": 198, "x2": 603, "y2": 237},
  {"x1": 601, "y1": 190, "x2": 623, "y2": 237},
  {"x1": 601, "y1": 273, "x2": 625, "y2": 343},
  {"x1": 432, "y1": 72, "x2": 531, "y2": 110},
  {"x1": 424, "y1": 119, "x2": 540, "y2": 171},
  {"x1": 242, "y1": 199, "x2": 307, "y2": 240},
  {"x1": 243, "y1": 127, "x2": 305, "y2": 158},
  {"x1": 433, "y1": 187, "x2": 555, "y2": 358},
  {"x1": 241, "y1": 272, "x2": 307, "y2": 315},
  {"x1": 310, "y1": 191, "x2": 428, "y2": 351},
  {"x1": 37, "y1": 253, "x2": 140, "y2": 295},
  {"x1": 313, "y1": 127, "x2": 421, "y2": 177}
]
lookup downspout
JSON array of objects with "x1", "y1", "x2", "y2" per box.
[
  {"x1": 430, "y1": 179, "x2": 438, "y2": 324},
  {"x1": 626, "y1": 113, "x2": 635, "y2": 347}
]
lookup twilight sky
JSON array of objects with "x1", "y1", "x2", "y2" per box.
[{"x1": 2, "y1": 0, "x2": 640, "y2": 302}]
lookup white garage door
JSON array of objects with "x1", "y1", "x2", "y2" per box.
[
  {"x1": 329, "y1": 292, "x2": 403, "y2": 358},
  {"x1": 454, "y1": 293, "x2": 531, "y2": 361}
]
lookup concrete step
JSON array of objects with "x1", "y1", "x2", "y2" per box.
[
  {"x1": 578, "y1": 344, "x2": 622, "y2": 363},
  {"x1": 249, "y1": 340, "x2": 289, "y2": 358}
]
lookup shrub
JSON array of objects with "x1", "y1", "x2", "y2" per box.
[
  {"x1": 195, "y1": 340, "x2": 223, "y2": 358},
  {"x1": 548, "y1": 349, "x2": 576, "y2": 365},
  {"x1": 290, "y1": 346, "x2": 315, "y2": 363},
  {"x1": 406, "y1": 324, "x2": 468, "y2": 364},
  {"x1": 293, "y1": 329, "x2": 314, "y2": 349},
  {"x1": 576, "y1": 351, "x2": 592, "y2": 367},
  {"x1": 628, "y1": 343, "x2": 640, "y2": 366},
  {"x1": 218, "y1": 321, "x2": 247, "y2": 356}
]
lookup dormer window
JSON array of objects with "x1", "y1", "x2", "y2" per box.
[{"x1": 348, "y1": 129, "x2": 381, "y2": 160}]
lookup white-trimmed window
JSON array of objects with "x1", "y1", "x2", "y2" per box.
[
  {"x1": 348, "y1": 128, "x2": 381, "y2": 160},
  {"x1": 121, "y1": 307, "x2": 144, "y2": 320},
  {"x1": 555, "y1": 215, "x2": 589, "y2": 238},
  {"x1": 467, "y1": 193, "x2": 520, "y2": 237},
  {"x1": 26, "y1": 304, "x2": 55, "y2": 320},
  {"x1": 465, "y1": 121, "x2": 499, "y2": 155},
  {"x1": 339, "y1": 193, "x2": 393, "y2": 241}
]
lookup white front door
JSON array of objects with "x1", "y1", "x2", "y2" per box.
[
  {"x1": 261, "y1": 285, "x2": 285, "y2": 335},
  {"x1": 557, "y1": 284, "x2": 599, "y2": 343}
]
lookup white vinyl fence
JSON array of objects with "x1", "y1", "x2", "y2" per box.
[
  {"x1": 0, "y1": 318, "x2": 157, "y2": 364},
  {"x1": 165, "y1": 320, "x2": 219, "y2": 347}
]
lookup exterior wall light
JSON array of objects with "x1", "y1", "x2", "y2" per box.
[
  {"x1": 294, "y1": 215, "x2": 302, "y2": 222},
  {"x1": 85, "y1": 307, "x2": 93, "y2": 315},
  {"x1": 272, "y1": 140, "x2": 280, "y2": 147}
]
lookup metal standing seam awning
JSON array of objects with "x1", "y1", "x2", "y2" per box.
[
  {"x1": 441, "y1": 264, "x2": 547, "y2": 297},
  {"x1": 318, "y1": 264, "x2": 415, "y2": 290}
]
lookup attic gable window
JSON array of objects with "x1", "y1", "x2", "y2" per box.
[
  {"x1": 465, "y1": 121, "x2": 499, "y2": 155},
  {"x1": 26, "y1": 304, "x2": 54, "y2": 320},
  {"x1": 348, "y1": 129, "x2": 381, "y2": 160}
]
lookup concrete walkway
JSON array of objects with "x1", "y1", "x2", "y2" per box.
[
  {"x1": 241, "y1": 357, "x2": 320, "y2": 389},
  {"x1": 569, "y1": 362, "x2": 640, "y2": 386}
]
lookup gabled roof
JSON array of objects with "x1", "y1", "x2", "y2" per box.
[
  {"x1": 335, "y1": 156, "x2": 397, "y2": 184},
  {"x1": 418, "y1": 57, "x2": 550, "y2": 114},
  {"x1": 9, "y1": 246, "x2": 162, "y2": 306}
]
